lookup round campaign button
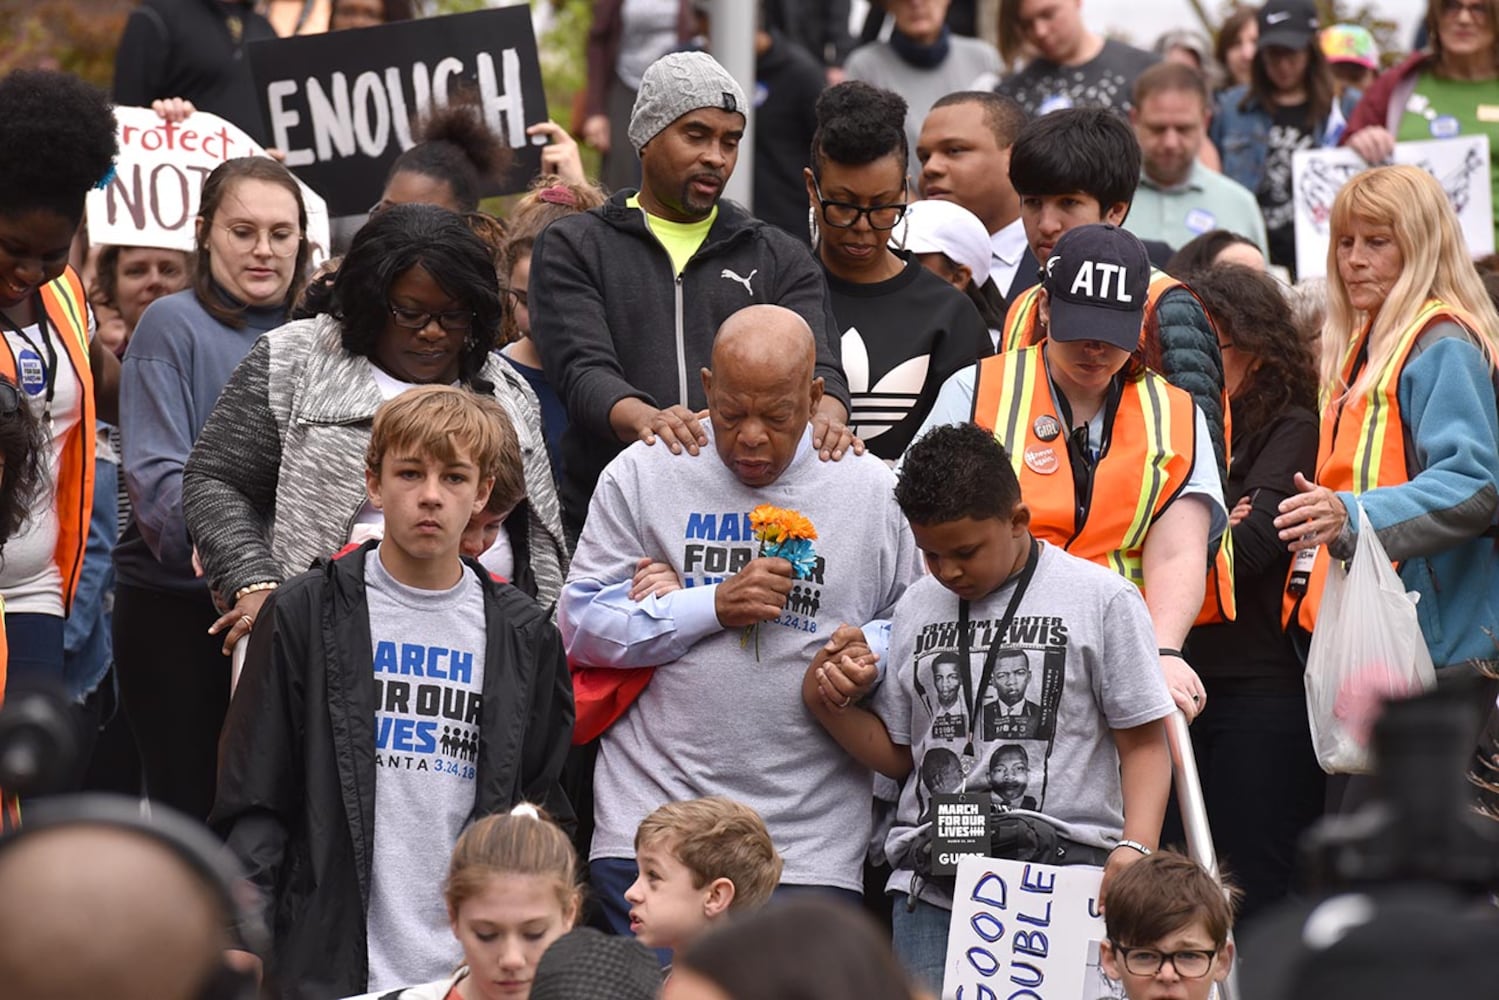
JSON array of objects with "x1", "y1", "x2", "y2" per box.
[
  {"x1": 1024, "y1": 446, "x2": 1059, "y2": 475},
  {"x1": 15, "y1": 348, "x2": 44, "y2": 395},
  {"x1": 1430, "y1": 115, "x2": 1461, "y2": 139},
  {"x1": 1032, "y1": 414, "x2": 1062, "y2": 441}
]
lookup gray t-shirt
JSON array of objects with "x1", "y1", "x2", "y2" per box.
[
  {"x1": 363, "y1": 549, "x2": 487, "y2": 991},
  {"x1": 877, "y1": 541, "x2": 1174, "y2": 908},
  {"x1": 997, "y1": 39, "x2": 1158, "y2": 116},
  {"x1": 568, "y1": 426, "x2": 922, "y2": 892}
]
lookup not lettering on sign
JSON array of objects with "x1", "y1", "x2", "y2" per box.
[
  {"x1": 249, "y1": 5, "x2": 549, "y2": 214},
  {"x1": 942, "y1": 856, "x2": 1118, "y2": 1000},
  {"x1": 85, "y1": 106, "x2": 331, "y2": 263}
]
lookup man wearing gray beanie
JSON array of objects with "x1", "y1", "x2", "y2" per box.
[{"x1": 531, "y1": 49, "x2": 853, "y2": 534}]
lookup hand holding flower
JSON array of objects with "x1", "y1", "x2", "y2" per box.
[{"x1": 715, "y1": 557, "x2": 794, "y2": 627}]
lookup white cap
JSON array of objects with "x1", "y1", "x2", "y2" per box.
[{"x1": 898, "y1": 199, "x2": 992, "y2": 286}]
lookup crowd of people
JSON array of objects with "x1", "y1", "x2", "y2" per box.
[{"x1": 2, "y1": 1, "x2": 1499, "y2": 999}]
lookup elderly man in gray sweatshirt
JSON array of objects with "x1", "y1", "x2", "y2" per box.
[{"x1": 561, "y1": 304, "x2": 920, "y2": 935}]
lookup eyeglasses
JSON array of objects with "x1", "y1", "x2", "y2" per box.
[
  {"x1": 505, "y1": 287, "x2": 528, "y2": 309},
  {"x1": 0, "y1": 380, "x2": 21, "y2": 417},
  {"x1": 1110, "y1": 943, "x2": 1218, "y2": 979},
  {"x1": 388, "y1": 303, "x2": 475, "y2": 333},
  {"x1": 812, "y1": 177, "x2": 908, "y2": 230},
  {"x1": 1442, "y1": 0, "x2": 1491, "y2": 21},
  {"x1": 219, "y1": 224, "x2": 302, "y2": 258}
]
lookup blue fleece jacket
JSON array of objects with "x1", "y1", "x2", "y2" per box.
[
  {"x1": 1332, "y1": 328, "x2": 1499, "y2": 668},
  {"x1": 115, "y1": 288, "x2": 286, "y2": 594}
]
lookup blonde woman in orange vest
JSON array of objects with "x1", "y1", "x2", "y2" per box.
[
  {"x1": 911, "y1": 224, "x2": 1228, "y2": 721},
  {"x1": 0, "y1": 70, "x2": 122, "y2": 786},
  {"x1": 1277, "y1": 165, "x2": 1499, "y2": 807}
]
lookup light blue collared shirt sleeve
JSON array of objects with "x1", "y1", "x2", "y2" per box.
[
  {"x1": 864, "y1": 619, "x2": 892, "y2": 683},
  {"x1": 559, "y1": 577, "x2": 725, "y2": 668}
]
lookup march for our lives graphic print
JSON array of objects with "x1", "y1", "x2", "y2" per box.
[
  {"x1": 681, "y1": 509, "x2": 826, "y2": 634},
  {"x1": 372, "y1": 638, "x2": 484, "y2": 780}
]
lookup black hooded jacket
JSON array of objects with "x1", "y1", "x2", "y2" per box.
[{"x1": 211, "y1": 542, "x2": 574, "y2": 999}]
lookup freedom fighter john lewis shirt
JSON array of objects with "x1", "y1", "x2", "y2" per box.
[
  {"x1": 363, "y1": 548, "x2": 486, "y2": 991},
  {"x1": 877, "y1": 541, "x2": 1175, "y2": 909}
]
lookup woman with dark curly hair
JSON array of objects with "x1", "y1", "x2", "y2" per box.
[
  {"x1": 0, "y1": 68, "x2": 121, "y2": 750},
  {"x1": 1164, "y1": 228, "x2": 1266, "y2": 277},
  {"x1": 182, "y1": 203, "x2": 568, "y2": 658},
  {"x1": 113, "y1": 156, "x2": 308, "y2": 820},
  {"x1": 0, "y1": 372, "x2": 50, "y2": 826},
  {"x1": 1182, "y1": 264, "x2": 1323, "y2": 924}
]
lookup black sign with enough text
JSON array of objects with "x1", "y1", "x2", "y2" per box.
[{"x1": 249, "y1": 6, "x2": 548, "y2": 215}]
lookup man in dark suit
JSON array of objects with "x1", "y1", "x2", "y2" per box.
[
  {"x1": 981, "y1": 649, "x2": 1042, "y2": 741},
  {"x1": 916, "y1": 91, "x2": 1039, "y2": 322}
]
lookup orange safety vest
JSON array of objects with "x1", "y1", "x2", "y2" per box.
[
  {"x1": 1283, "y1": 299, "x2": 1472, "y2": 633},
  {"x1": 0, "y1": 267, "x2": 95, "y2": 613},
  {"x1": 972, "y1": 345, "x2": 1197, "y2": 587},
  {"x1": 1000, "y1": 271, "x2": 1236, "y2": 621}
]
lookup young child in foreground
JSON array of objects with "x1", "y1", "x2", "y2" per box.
[
  {"x1": 625, "y1": 797, "x2": 783, "y2": 957},
  {"x1": 803, "y1": 423, "x2": 1174, "y2": 993},
  {"x1": 1100, "y1": 850, "x2": 1238, "y2": 1000},
  {"x1": 386, "y1": 805, "x2": 580, "y2": 1000}
]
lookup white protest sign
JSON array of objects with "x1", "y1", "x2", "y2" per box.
[
  {"x1": 942, "y1": 856, "x2": 1122, "y2": 1000},
  {"x1": 1293, "y1": 135, "x2": 1492, "y2": 278},
  {"x1": 86, "y1": 106, "x2": 331, "y2": 265}
]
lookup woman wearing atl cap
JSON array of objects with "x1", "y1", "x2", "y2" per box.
[{"x1": 912, "y1": 224, "x2": 1227, "y2": 720}]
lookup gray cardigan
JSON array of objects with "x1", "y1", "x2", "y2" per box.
[{"x1": 181, "y1": 316, "x2": 569, "y2": 611}]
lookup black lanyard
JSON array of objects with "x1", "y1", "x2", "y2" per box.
[
  {"x1": 1051, "y1": 372, "x2": 1123, "y2": 528},
  {"x1": 955, "y1": 538, "x2": 1041, "y2": 765},
  {"x1": 0, "y1": 295, "x2": 56, "y2": 426}
]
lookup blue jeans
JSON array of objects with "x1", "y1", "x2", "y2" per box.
[{"x1": 891, "y1": 893, "x2": 952, "y2": 995}]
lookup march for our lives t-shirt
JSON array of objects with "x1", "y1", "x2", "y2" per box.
[{"x1": 363, "y1": 549, "x2": 487, "y2": 991}]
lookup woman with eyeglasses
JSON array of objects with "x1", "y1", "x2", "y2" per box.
[
  {"x1": 112, "y1": 156, "x2": 309, "y2": 819},
  {"x1": 182, "y1": 203, "x2": 568, "y2": 651},
  {"x1": 805, "y1": 81, "x2": 989, "y2": 463},
  {"x1": 1343, "y1": 0, "x2": 1499, "y2": 250}
]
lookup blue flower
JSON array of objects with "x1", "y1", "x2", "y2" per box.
[{"x1": 766, "y1": 537, "x2": 818, "y2": 579}]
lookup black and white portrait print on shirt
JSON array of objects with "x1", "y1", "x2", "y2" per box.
[{"x1": 910, "y1": 613, "x2": 1068, "y2": 817}]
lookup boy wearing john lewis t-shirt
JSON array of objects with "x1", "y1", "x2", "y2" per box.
[
  {"x1": 804, "y1": 423, "x2": 1173, "y2": 994},
  {"x1": 212, "y1": 386, "x2": 574, "y2": 1000}
]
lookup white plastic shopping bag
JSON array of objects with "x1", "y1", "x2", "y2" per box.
[{"x1": 1304, "y1": 503, "x2": 1436, "y2": 773}]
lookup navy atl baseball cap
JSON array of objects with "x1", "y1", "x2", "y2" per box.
[{"x1": 1042, "y1": 224, "x2": 1149, "y2": 353}]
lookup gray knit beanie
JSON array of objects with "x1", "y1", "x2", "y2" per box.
[{"x1": 628, "y1": 51, "x2": 747, "y2": 154}]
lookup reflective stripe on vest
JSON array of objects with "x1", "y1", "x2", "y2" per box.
[
  {"x1": 972, "y1": 346, "x2": 1196, "y2": 585},
  {"x1": 1284, "y1": 300, "x2": 1470, "y2": 632},
  {"x1": 0, "y1": 268, "x2": 96, "y2": 612}
]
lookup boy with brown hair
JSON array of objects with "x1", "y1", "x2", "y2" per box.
[
  {"x1": 213, "y1": 385, "x2": 574, "y2": 1000},
  {"x1": 624, "y1": 797, "x2": 783, "y2": 955},
  {"x1": 1100, "y1": 851, "x2": 1238, "y2": 1000}
]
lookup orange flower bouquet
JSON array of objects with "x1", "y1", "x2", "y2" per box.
[{"x1": 742, "y1": 504, "x2": 819, "y2": 659}]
